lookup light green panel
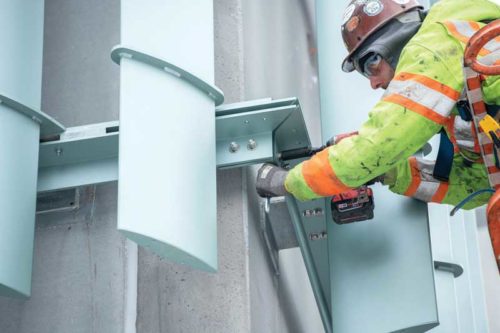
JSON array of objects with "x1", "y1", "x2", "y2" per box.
[
  {"x1": 117, "y1": 0, "x2": 218, "y2": 271},
  {"x1": 327, "y1": 187, "x2": 438, "y2": 332},
  {"x1": 315, "y1": 0, "x2": 439, "y2": 331},
  {"x1": 0, "y1": 1, "x2": 44, "y2": 108},
  {"x1": 0, "y1": 1, "x2": 47, "y2": 298},
  {"x1": 0, "y1": 105, "x2": 40, "y2": 298}
]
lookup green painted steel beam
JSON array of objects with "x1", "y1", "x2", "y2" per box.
[{"x1": 37, "y1": 98, "x2": 309, "y2": 192}]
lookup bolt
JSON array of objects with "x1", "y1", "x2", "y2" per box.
[
  {"x1": 55, "y1": 147, "x2": 63, "y2": 156},
  {"x1": 229, "y1": 142, "x2": 240, "y2": 153},
  {"x1": 31, "y1": 116, "x2": 42, "y2": 124},
  {"x1": 119, "y1": 52, "x2": 132, "y2": 59},
  {"x1": 163, "y1": 66, "x2": 181, "y2": 78},
  {"x1": 244, "y1": 120, "x2": 249, "y2": 124},
  {"x1": 247, "y1": 139, "x2": 257, "y2": 150}
]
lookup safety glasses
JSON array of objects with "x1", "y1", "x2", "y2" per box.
[{"x1": 354, "y1": 53, "x2": 383, "y2": 78}]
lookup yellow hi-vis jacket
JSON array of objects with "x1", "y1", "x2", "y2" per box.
[{"x1": 285, "y1": 0, "x2": 500, "y2": 209}]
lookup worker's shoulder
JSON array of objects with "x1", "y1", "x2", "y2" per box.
[
  {"x1": 404, "y1": 21, "x2": 460, "y2": 60},
  {"x1": 424, "y1": 0, "x2": 500, "y2": 24},
  {"x1": 398, "y1": 29, "x2": 464, "y2": 86}
]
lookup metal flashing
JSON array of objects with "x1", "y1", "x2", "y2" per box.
[
  {"x1": 111, "y1": 46, "x2": 225, "y2": 106},
  {"x1": 0, "y1": 93, "x2": 65, "y2": 137}
]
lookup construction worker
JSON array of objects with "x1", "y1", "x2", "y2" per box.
[{"x1": 256, "y1": 0, "x2": 499, "y2": 211}]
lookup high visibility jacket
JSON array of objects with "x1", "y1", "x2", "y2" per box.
[{"x1": 285, "y1": 0, "x2": 500, "y2": 209}]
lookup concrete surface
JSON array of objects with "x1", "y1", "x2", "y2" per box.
[{"x1": 0, "y1": 184, "x2": 132, "y2": 333}]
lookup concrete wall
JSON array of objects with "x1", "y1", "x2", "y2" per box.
[
  {"x1": 0, "y1": 0, "x2": 321, "y2": 332},
  {"x1": 241, "y1": 1, "x2": 324, "y2": 332}
]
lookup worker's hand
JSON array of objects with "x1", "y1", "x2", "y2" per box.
[
  {"x1": 325, "y1": 131, "x2": 358, "y2": 147},
  {"x1": 256, "y1": 163, "x2": 289, "y2": 198}
]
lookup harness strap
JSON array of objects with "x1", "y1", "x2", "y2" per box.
[{"x1": 464, "y1": 66, "x2": 500, "y2": 190}]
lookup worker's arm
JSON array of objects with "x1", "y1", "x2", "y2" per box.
[{"x1": 285, "y1": 44, "x2": 463, "y2": 201}]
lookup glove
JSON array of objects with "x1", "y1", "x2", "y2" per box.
[{"x1": 256, "y1": 163, "x2": 289, "y2": 197}]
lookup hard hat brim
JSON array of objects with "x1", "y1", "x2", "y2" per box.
[{"x1": 342, "y1": 56, "x2": 356, "y2": 73}]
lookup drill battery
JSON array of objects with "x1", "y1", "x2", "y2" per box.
[{"x1": 331, "y1": 186, "x2": 374, "y2": 224}]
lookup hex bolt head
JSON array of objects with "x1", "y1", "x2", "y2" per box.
[
  {"x1": 229, "y1": 142, "x2": 240, "y2": 153},
  {"x1": 247, "y1": 139, "x2": 257, "y2": 150},
  {"x1": 55, "y1": 147, "x2": 63, "y2": 156}
]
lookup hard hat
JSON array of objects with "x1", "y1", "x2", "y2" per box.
[{"x1": 341, "y1": 0, "x2": 423, "y2": 72}]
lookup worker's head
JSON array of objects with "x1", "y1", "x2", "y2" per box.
[{"x1": 341, "y1": 0, "x2": 424, "y2": 89}]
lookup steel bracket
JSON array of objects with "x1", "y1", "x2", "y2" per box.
[{"x1": 111, "y1": 45, "x2": 225, "y2": 106}]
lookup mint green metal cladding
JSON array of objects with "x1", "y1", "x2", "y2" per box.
[
  {"x1": 315, "y1": 0, "x2": 438, "y2": 331},
  {"x1": 0, "y1": 0, "x2": 64, "y2": 298},
  {"x1": 0, "y1": 107, "x2": 40, "y2": 298},
  {"x1": 117, "y1": 0, "x2": 220, "y2": 272}
]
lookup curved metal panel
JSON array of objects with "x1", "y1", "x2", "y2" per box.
[
  {"x1": 0, "y1": 1, "x2": 44, "y2": 108},
  {"x1": 0, "y1": 1, "x2": 46, "y2": 298},
  {"x1": 111, "y1": 46, "x2": 224, "y2": 106},
  {"x1": 117, "y1": 0, "x2": 218, "y2": 271},
  {"x1": 0, "y1": 93, "x2": 65, "y2": 137},
  {"x1": 0, "y1": 105, "x2": 40, "y2": 298}
]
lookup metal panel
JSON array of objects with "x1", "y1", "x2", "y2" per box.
[
  {"x1": 0, "y1": 1, "x2": 52, "y2": 299},
  {"x1": 111, "y1": 46, "x2": 224, "y2": 106},
  {"x1": 0, "y1": 1, "x2": 44, "y2": 108},
  {"x1": 328, "y1": 187, "x2": 438, "y2": 333},
  {"x1": 428, "y1": 204, "x2": 489, "y2": 333},
  {"x1": 315, "y1": 0, "x2": 439, "y2": 331},
  {"x1": 0, "y1": 93, "x2": 64, "y2": 137},
  {"x1": 0, "y1": 106, "x2": 40, "y2": 298},
  {"x1": 117, "y1": 0, "x2": 218, "y2": 271}
]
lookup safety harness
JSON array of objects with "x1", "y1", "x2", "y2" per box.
[{"x1": 432, "y1": 20, "x2": 500, "y2": 185}]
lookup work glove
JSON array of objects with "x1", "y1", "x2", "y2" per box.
[{"x1": 256, "y1": 163, "x2": 288, "y2": 198}]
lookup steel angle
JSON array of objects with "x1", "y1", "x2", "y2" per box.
[
  {"x1": 0, "y1": 93, "x2": 65, "y2": 137},
  {"x1": 216, "y1": 105, "x2": 295, "y2": 140},
  {"x1": 111, "y1": 46, "x2": 224, "y2": 106}
]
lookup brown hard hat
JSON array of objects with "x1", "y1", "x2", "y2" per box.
[{"x1": 341, "y1": 0, "x2": 423, "y2": 72}]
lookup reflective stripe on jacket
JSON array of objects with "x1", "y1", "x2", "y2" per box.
[{"x1": 285, "y1": 0, "x2": 500, "y2": 206}]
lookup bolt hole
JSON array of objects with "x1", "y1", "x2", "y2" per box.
[
  {"x1": 357, "y1": 36, "x2": 361, "y2": 41},
  {"x1": 69, "y1": 202, "x2": 74, "y2": 206}
]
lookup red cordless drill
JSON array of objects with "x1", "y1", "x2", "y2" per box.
[{"x1": 279, "y1": 131, "x2": 375, "y2": 225}]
